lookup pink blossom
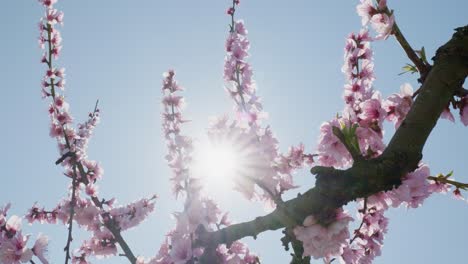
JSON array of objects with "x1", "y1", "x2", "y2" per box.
[
  {"x1": 85, "y1": 183, "x2": 98, "y2": 197},
  {"x1": 51, "y1": 45, "x2": 62, "y2": 59},
  {"x1": 428, "y1": 179, "x2": 451, "y2": 194},
  {"x1": 235, "y1": 20, "x2": 248, "y2": 35},
  {"x1": 45, "y1": 8, "x2": 64, "y2": 25},
  {"x1": 356, "y1": 0, "x2": 376, "y2": 26},
  {"x1": 81, "y1": 230, "x2": 118, "y2": 257},
  {"x1": 74, "y1": 202, "x2": 99, "y2": 229},
  {"x1": 358, "y1": 96, "x2": 387, "y2": 125},
  {"x1": 293, "y1": 209, "x2": 353, "y2": 259},
  {"x1": 50, "y1": 31, "x2": 62, "y2": 46},
  {"x1": 162, "y1": 95, "x2": 185, "y2": 110},
  {"x1": 316, "y1": 120, "x2": 352, "y2": 168},
  {"x1": 32, "y1": 234, "x2": 49, "y2": 264},
  {"x1": 0, "y1": 233, "x2": 33, "y2": 264},
  {"x1": 54, "y1": 67, "x2": 65, "y2": 78},
  {"x1": 440, "y1": 106, "x2": 455, "y2": 122},
  {"x1": 56, "y1": 78, "x2": 66, "y2": 89},
  {"x1": 82, "y1": 160, "x2": 103, "y2": 182},
  {"x1": 6, "y1": 215, "x2": 22, "y2": 234},
  {"x1": 459, "y1": 96, "x2": 468, "y2": 126},
  {"x1": 356, "y1": 127, "x2": 385, "y2": 156},
  {"x1": 56, "y1": 111, "x2": 73, "y2": 125},
  {"x1": 339, "y1": 247, "x2": 365, "y2": 264},
  {"x1": 38, "y1": 0, "x2": 58, "y2": 8},
  {"x1": 358, "y1": 60, "x2": 375, "y2": 83},
  {"x1": 169, "y1": 236, "x2": 192, "y2": 264},
  {"x1": 384, "y1": 83, "x2": 413, "y2": 127},
  {"x1": 453, "y1": 189, "x2": 465, "y2": 201},
  {"x1": 370, "y1": 13, "x2": 395, "y2": 40},
  {"x1": 217, "y1": 242, "x2": 259, "y2": 264},
  {"x1": 390, "y1": 164, "x2": 431, "y2": 208}
]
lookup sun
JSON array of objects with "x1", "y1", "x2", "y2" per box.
[
  {"x1": 191, "y1": 125, "x2": 273, "y2": 199},
  {"x1": 191, "y1": 140, "x2": 240, "y2": 194}
]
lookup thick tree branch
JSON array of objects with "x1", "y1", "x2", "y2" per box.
[{"x1": 196, "y1": 25, "x2": 468, "y2": 251}]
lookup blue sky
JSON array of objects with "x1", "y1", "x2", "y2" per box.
[{"x1": 1, "y1": 0, "x2": 467, "y2": 263}]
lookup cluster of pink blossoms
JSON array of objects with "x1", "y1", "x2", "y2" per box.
[
  {"x1": 140, "y1": 70, "x2": 258, "y2": 264},
  {"x1": 318, "y1": 29, "x2": 385, "y2": 169},
  {"x1": 356, "y1": 0, "x2": 394, "y2": 39},
  {"x1": 216, "y1": 2, "x2": 314, "y2": 204},
  {"x1": 308, "y1": 30, "x2": 387, "y2": 263},
  {"x1": 0, "y1": 204, "x2": 49, "y2": 264}
]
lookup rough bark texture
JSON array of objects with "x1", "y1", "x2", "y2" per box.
[{"x1": 195, "y1": 25, "x2": 468, "y2": 256}]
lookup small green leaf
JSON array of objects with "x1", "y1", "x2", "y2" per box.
[
  {"x1": 415, "y1": 47, "x2": 428, "y2": 64},
  {"x1": 399, "y1": 63, "x2": 418, "y2": 75},
  {"x1": 421, "y1": 47, "x2": 427, "y2": 63},
  {"x1": 445, "y1": 170, "x2": 454, "y2": 178}
]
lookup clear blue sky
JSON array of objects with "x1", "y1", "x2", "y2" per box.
[{"x1": 2, "y1": 1, "x2": 467, "y2": 263}]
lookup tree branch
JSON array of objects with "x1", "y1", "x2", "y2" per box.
[
  {"x1": 381, "y1": 6, "x2": 431, "y2": 83},
  {"x1": 391, "y1": 20, "x2": 430, "y2": 79},
  {"x1": 428, "y1": 175, "x2": 468, "y2": 191},
  {"x1": 196, "y1": 25, "x2": 468, "y2": 251}
]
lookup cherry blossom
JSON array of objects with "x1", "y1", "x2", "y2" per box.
[{"x1": 384, "y1": 83, "x2": 413, "y2": 127}]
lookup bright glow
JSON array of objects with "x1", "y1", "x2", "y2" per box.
[{"x1": 192, "y1": 141, "x2": 240, "y2": 194}]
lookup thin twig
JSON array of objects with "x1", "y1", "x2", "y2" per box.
[
  {"x1": 349, "y1": 197, "x2": 368, "y2": 244},
  {"x1": 63, "y1": 165, "x2": 78, "y2": 264},
  {"x1": 428, "y1": 176, "x2": 468, "y2": 190},
  {"x1": 380, "y1": 5, "x2": 430, "y2": 80}
]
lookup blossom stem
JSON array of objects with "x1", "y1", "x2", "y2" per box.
[
  {"x1": 428, "y1": 176, "x2": 468, "y2": 190},
  {"x1": 229, "y1": 0, "x2": 236, "y2": 32}
]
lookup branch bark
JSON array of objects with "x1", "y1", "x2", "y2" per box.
[{"x1": 195, "y1": 25, "x2": 468, "y2": 252}]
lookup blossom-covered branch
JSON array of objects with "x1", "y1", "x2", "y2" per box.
[
  {"x1": 197, "y1": 22, "x2": 468, "y2": 263},
  {"x1": 36, "y1": 1, "x2": 157, "y2": 263},
  {"x1": 135, "y1": 70, "x2": 259, "y2": 264}
]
